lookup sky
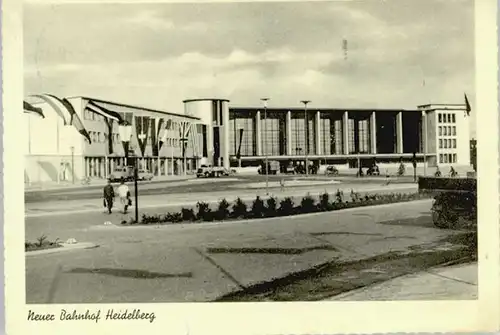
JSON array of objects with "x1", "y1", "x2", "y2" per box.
[{"x1": 24, "y1": 0, "x2": 476, "y2": 135}]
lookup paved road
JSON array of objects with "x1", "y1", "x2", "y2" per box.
[
  {"x1": 25, "y1": 199, "x2": 462, "y2": 303},
  {"x1": 25, "y1": 182, "x2": 418, "y2": 219}
]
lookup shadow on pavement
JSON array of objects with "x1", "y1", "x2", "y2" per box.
[
  {"x1": 376, "y1": 215, "x2": 436, "y2": 229},
  {"x1": 65, "y1": 268, "x2": 193, "y2": 279},
  {"x1": 310, "y1": 232, "x2": 382, "y2": 237},
  {"x1": 206, "y1": 245, "x2": 338, "y2": 255}
]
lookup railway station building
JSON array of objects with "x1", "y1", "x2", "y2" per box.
[{"x1": 24, "y1": 96, "x2": 471, "y2": 184}]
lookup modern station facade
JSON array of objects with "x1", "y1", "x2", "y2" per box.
[
  {"x1": 24, "y1": 96, "x2": 471, "y2": 184},
  {"x1": 184, "y1": 98, "x2": 470, "y2": 170}
]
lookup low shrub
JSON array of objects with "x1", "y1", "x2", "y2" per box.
[
  {"x1": 216, "y1": 198, "x2": 231, "y2": 221},
  {"x1": 165, "y1": 212, "x2": 183, "y2": 223},
  {"x1": 266, "y1": 196, "x2": 278, "y2": 217},
  {"x1": 251, "y1": 196, "x2": 266, "y2": 218},
  {"x1": 141, "y1": 213, "x2": 162, "y2": 224},
  {"x1": 196, "y1": 202, "x2": 212, "y2": 221},
  {"x1": 335, "y1": 189, "x2": 344, "y2": 203},
  {"x1": 300, "y1": 194, "x2": 317, "y2": 213},
  {"x1": 25, "y1": 235, "x2": 61, "y2": 252},
  {"x1": 232, "y1": 197, "x2": 248, "y2": 218},
  {"x1": 279, "y1": 197, "x2": 295, "y2": 216},
  {"x1": 319, "y1": 192, "x2": 331, "y2": 211},
  {"x1": 181, "y1": 208, "x2": 196, "y2": 222}
]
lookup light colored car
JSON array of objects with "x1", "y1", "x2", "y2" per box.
[{"x1": 137, "y1": 169, "x2": 154, "y2": 181}]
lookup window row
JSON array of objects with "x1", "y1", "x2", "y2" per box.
[
  {"x1": 438, "y1": 113, "x2": 456, "y2": 124},
  {"x1": 87, "y1": 131, "x2": 191, "y2": 147},
  {"x1": 438, "y1": 126, "x2": 456, "y2": 136},
  {"x1": 439, "y1": 153, "x2": 457, "y2": 164},
  {"x1": 83, "y1": 110, "x2": 190, "y2": 133},
  {"x1": 439, "y1": 138, "x2": 457, "y2": 149}
]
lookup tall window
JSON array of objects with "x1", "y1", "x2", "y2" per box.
[
  {"x1": 320, "y1": 116, "x2": 331, "y2": 155},
  {"x1": 291, "y1": 116, "x2": 305, "y2": 156},
  {"x1": 439, "y1": 139, "x2": 443, "y2": 148},
  {"x1": 452, "y1": 114, "x2": 456, "y2": 123},
  {"x1": 358, "y1": 119, "x2": 369, "y2": 153},
  {"x1": 438, "y1": 114, "x2": 442, "y2": 123},
  {"x1": 230, "y1": 116, "x2": 255, "y2": 156},
  {"x1": 262, "y1": 117, "x2": 281, "y2": 156}
]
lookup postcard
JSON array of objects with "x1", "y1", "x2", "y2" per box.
[{"x1": 3, "y1": 0, "x2": 499, "y2": 334}]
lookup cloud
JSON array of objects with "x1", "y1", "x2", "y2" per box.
[{"x1": 23, "y1": 0, "x2": 476, "y2": 135}]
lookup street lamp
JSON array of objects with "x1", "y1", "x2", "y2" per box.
[
  {"x1": 422, "y1": 110, "x2": 427, "y2": 177},
  {"x1": 301, "y1": 100, "x2": 311, "y2": 177},
  {"x1": 118, "y1": 121, "x2": 139, "y2": 223},
  {"x1": 261, "y1": 98, "x2": 270, "y2": 195},
  {"x1": 70, "y1": 146, "x2": 75, "y2": 184}
]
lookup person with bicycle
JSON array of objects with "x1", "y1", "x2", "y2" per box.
[{"x1": 103, "y1": 179, "x2": 115, "y2": 214}]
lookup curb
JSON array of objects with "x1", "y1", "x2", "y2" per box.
[
  {"x1": 108, "y1": 198, "x2": 433, "y2": 230},
  {"x1": 25, "y1": 242, "x2": 99, "y2": 257}
]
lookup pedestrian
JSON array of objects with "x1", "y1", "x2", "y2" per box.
[
  {"x1": 280, "y1": 178, "x2": 285, "y2": 192},
  {"x1": 117, "y1": 178, "x2": 131, "y2": 214},
  {"x1": 103, "y1": 179, "x2": 115, "y2": 214}
]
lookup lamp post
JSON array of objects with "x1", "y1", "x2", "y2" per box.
[
  {"x1": 301, "y1": 100, "x2": 311, "y2": 177},
  {"x1": 422, "y1": 110, "x2": 427, "y2": 176},
  {"x1": 261, "y1": 98, "x2": 270, "y2": 195},
  {"x1": 70, "y1": 146, "x2": 75, "y2": 184},
  {"x1": 118, "y1": 122, "x2": 139, "y2": 223}
]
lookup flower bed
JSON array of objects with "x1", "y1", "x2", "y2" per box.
[
  {"x1": 124, "y1": 190, "x2": 433, "y2": 226},
  {"x1": 25, "y1": 235, "x2": 62, "y2": 252}
]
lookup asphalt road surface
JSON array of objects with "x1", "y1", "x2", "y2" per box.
[{"x1": 25, "y1": 199, "x2": 459, "y2": 303}]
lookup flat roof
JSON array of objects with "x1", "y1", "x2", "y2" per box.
[
  {"x1": 183, "y1": 98, "x2": 230, "y2": 103},
  {"x1": 66, "y1": 95, "x2": 200, "y2": 120},
  {"x1": 229, "y1": 107, "x2": 421, "y2": 113}
]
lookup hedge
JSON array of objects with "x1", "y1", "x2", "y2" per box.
[
  {"x1": 125, "y1": 190, "x2": 433, "y2": 226},
  {"x1": 418, "y1": 176, "x2": 477, "y2": 193}
]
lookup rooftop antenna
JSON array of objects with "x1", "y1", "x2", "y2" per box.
[{"x1": 342, "y1": 38, "x2": 348, "y2": 60}]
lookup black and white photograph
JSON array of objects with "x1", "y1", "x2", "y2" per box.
[
  {"x1": 22, "y1": 0, "x2": 479, "y2": 303},
  {"x1": 3, "y1": 0, "x2": 500, "y2": 333}
]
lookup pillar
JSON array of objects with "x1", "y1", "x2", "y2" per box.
[
  {"x1": 370, "y1": 111, "x2": 377, "y2": 154},
  {"x1": 342, "y1": 111, "x2": 349, "y2": 155},
  {"x1": 222, "y1": 103, "x2": 230, "y2": 170},
  {"x1": 286, "y1": 111, "x2": 292, "y2": 155},
  {"x1": 255, "y1": 110, "x2": 262, "y2": 156},
  {"x1": 396, "y1": 111, "x2": 403, "y2": 154},
  {"x1": 421, "y1": 111, "x2": 427, "y2": 153},
  {"x1": 315, "y1": 111, "x2": 321, "y2": 156}
]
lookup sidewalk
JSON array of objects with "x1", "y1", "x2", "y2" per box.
[
  {"x1": 328, "y1": 262, "x2": 477, "y2": 300},
  {"x1": 25, "y1": 175, "x2": 195, "y2": 192}
]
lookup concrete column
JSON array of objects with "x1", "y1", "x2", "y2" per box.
[
  {"x1": 222, "y1": 102, "x2": 230, "y2": 170},
  {"x1": 342, "y1": 111, "x2": 349, "y2": 155},
  {"x1": 255, "y1": 110, "x2": 262, "y2": 156},
  {"x1": 286, "y1": 111, "x2": 292, "y2": 155},
  {"x1": 370, "y1": 111, "x2": 377, "y2": 154},
  {"x1": 421, "y1": 111, "x2": 427, "y2": 153},
  {"x1": 396, "y1": 111, "x2": 403, "y2": 153},
  {"x1": 315, "y1": 111, "x2": 321, "y2": 155}
]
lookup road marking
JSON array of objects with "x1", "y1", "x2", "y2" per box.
[{"x1": 192, "y1": 248, "x2": 245, "y2": 290}]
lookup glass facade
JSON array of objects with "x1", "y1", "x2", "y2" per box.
[
  {"x1": 229, "y1": 114, "x2": 255, "y2": 156},
  {"x1": 290, "y1": 116, "x2": 306, "y2": 156},
  {"x1": 319, "y1": 114, "x2": 342, "y2": 155},
  {"x1": 261, "y1": 114, "x2": 286, "y2": 156}
]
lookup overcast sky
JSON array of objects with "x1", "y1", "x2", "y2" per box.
[{"x1": 24, "y1": 0, "x2": 475, "y2": 134}]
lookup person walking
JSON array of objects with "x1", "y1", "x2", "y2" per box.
[
  {"x1": 103, "y1": 179, "x2": 115, "y2": 214},
  {"x1": 117, "y1": 178, "x2": 131, "y2": 214}
]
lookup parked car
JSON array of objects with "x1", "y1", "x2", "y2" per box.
[
  {"x1": 366, "y1": 165, "x2": 380, "y2": 176},
  {"x1": 324, "y1": 165, "x2": 339, "y2": 176},
  {"x1": 109, "y1": 166, "x2": 134, "y2": 182},
  {"x1": 137, "y1": 169, "x2": 154, "y2": 181},
  {"x1": 109, "y1": 166, "x2": 153, "y2": 182}
]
